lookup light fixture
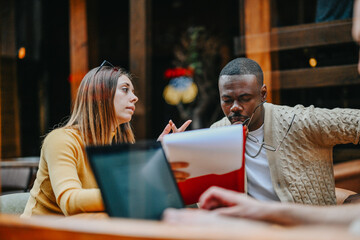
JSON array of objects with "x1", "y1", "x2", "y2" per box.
[
  {"x1": 18, "y1": 47, "x2": 26, "y2": 59},
  {"x1": 309, "y1": 57, "x2": 317, "y2": 68}
]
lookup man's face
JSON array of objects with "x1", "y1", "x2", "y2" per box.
[{"x1": 219, "y1": 74, "x2": 266, "y2": 131}]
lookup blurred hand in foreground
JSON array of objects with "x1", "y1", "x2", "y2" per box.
[{"x1": 163, "y1": 187, "x2": 270, "y2": 224}]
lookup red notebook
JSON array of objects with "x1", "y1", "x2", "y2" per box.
[{"x1": 162, "y1": 125, "x2": 246, "y2": 205}]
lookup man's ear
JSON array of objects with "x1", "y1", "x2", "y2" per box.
[{"x1": 261, "y1": 84, "x2": 267, "y2": 101}]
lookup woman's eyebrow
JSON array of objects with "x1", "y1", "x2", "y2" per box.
[{"x1": 119, "y1": 82, "x2": 130, "y2": 86}]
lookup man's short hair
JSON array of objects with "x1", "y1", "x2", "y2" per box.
[{"x1": 219, "y1": 58, "x2": 263, "y2": 85}]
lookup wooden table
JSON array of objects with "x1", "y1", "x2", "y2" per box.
[{"x1": 0, "y1": 214, "x2": 359, "y2": 240}]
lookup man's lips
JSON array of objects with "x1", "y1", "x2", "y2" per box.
[{"x1": 229, "y1": 116, "x2": 247, "y2": 125}]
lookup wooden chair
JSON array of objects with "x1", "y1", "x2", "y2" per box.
[
  {"x1": 1, "y1": 157, "x2": 39, "y2": 193},
  {"x1": 334, "y1": 159, "x2": 360, "y2": 194}
]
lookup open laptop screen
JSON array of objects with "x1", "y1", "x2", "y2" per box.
[{"x1": 86, "y1": 141, "x2": 184, "y2": 220}]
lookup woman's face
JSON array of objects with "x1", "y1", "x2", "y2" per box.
[{"x1": 113, "y1": 75, "x2": 138, "y2": 124}]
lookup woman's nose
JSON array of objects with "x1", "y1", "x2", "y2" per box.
[{"x1": 131, "y1": 93, "x2": 138, "y2": 103}]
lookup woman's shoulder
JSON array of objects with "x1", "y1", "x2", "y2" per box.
[
  {"x1": 45, "y1": 127, "x2": 80, "y2": 138},
  {"x1": 41, "y1": 127, "x2": 85, "y2": 167},
  {"x1": 43, "y1": 127, "x2": 83, "y2": 147}
]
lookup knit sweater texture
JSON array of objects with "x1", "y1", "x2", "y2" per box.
[
  {"x1": 211, "y1": 103, "x2": 360, "y2": 205},
  {"x1": 21, "y1": 128, "x2": 104, "y2": 217}
]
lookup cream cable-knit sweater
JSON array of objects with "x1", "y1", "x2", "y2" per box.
[{"x1": 211, "y1": 103, "x2": 360, "y2": 205}]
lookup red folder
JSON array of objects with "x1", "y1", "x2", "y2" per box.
[{"x1": 177, "y1": 126, "x2": 246, "y2": 205}]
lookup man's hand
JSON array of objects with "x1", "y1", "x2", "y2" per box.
[
  {"x1": 170, "y1": 162, "x2": 189, "y2": 182},
  {"x1": 244, "y1": 125, "x2": 249, "y2": 136},
  {"x1": 353, "y1": 0, "x2": 360, "y2": 42},
  {"x1": 353, "y1": 0, "x2": 360, "y2": 73},
  {"x1": 157, "y1": 120, "x2": 192, "y2": 141}
]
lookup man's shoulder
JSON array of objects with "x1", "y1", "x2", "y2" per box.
[
  {"x1": 266, "y1": 102, "x2": 311, "y2": 114},
  {"x1": 210, "y1": 117, "x2": 231, "y2": 128}
]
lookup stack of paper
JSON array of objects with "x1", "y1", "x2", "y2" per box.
[{"x1": 162, "y1": 125, "x2": 246, "y2": 204}]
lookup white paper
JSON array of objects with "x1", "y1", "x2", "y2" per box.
[{"x1": 162, "y1": 125, "x2": 244, "y2": 178}]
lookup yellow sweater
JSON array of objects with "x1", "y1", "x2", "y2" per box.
[{"x1": 21, "y1": 128, "x2": 104, "y2": 217}]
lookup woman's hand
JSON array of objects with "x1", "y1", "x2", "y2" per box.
[
  {"x1": 170, "y1": 162, "x2": 190, "y2": 182},
  {"x1": 157, "y1": 120, "x2": 191, "y2": 182},
  {"x1": 157, "y1": 120, "x2": 192, "y2": 141}
]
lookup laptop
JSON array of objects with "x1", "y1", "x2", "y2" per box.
[{"x1": 86, "y1": 141, "x2": 184, "y2": 220}]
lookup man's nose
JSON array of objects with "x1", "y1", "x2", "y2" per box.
[{"x1": 230, "y1": 101, "x2": 243, "y2": 112}]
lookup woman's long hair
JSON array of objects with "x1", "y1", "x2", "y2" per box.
[{"x1": 65, "y1": 66, "x2": 135, "y2": 146}]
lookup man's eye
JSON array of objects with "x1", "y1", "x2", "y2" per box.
[{"x1": 223, "y1": 99, "x2": 232, "y2": 103}]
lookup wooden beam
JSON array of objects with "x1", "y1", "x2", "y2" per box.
[
  {"x1": 236, "y1": 19, "x2": 353, "y2": 55},
  {"x1": 69, "y1": 0, "x2": 89, "y2": 103},
  {"x1": 237, "y1": 0, "x2": 245, "y2": 56},
  {"x1": 0, "y1": 4, "x2": 2, "y2": 162},
  {"x1": 0, "y1": 0, "x2": 21, "y2": 158},
  {"x1": 271, "y1": 64, "x2": 360, "y2": 90},
  {"x1": 244, "y1": 0, "x2": 277, "y2": 103},
  {"x1": 0, "y1": 0, "x2": 3, "y2": 193},
  {"x1": 129, "y1": 0, "x2": 151, "y2": 140}
]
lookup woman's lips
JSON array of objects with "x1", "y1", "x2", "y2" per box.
[{"x1": 126, "y1": 106, "x2": 135, "y2": 113}]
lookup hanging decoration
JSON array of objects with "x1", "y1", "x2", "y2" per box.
[{"x1": 163, "y1": 67, "x2": 198, "y2": 105}]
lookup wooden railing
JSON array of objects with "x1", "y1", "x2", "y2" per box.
[
  {"x1": 270, "y1": 64, "x2": 359, "y2": 90},
  {"x1": 235, "y1": 19, "x2": 354, "y2": 55},
  {"x1": 235, "y1": 18, "x2": 360, "y2": 93}
]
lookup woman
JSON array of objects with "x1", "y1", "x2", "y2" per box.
[{"x1": 21, "y1": 61, "x2": 190, "y2": 217}]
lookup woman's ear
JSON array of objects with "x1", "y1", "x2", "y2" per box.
[{"x1": 261, "y1": 84, "x2": 267, "y2": 101}]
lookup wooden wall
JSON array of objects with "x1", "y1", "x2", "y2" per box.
[
  {"x1": 69, "y1": 0, "x2": 89, "y2": 102},
  {"x1": 0, "y1": 0, "x2": 21, "y2": 158},
  {"x1": 129, "y1": 0, "x2": 152, "y2": 140}
]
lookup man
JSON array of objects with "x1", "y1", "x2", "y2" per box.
[
  {"x1": 164, "y1": 0, "x2": 360, "y2": 226},
  {"x1": 163, "y1": 57, "x2": 360, "y2": 226},
  {"x1": 210, "y1": 57, "x2": 359, "y2": 205}
]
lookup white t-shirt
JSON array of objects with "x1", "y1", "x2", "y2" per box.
[{"x1": 245, "y1": 125, "x2": 280, "y2": 201}]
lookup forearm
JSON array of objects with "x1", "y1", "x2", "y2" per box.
[
  {"x1": 59, "y1": 188, "x2": 104, "y2": 216},
  {"x1": 353, "y1": 0, "x2": 360, "y2": 42},
  {"x1": 311, "y1": 107, "x2": 360, "y2": 146},
  {"x1": 261, "y1": 203, "x2": 360, "y2": 226}
]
